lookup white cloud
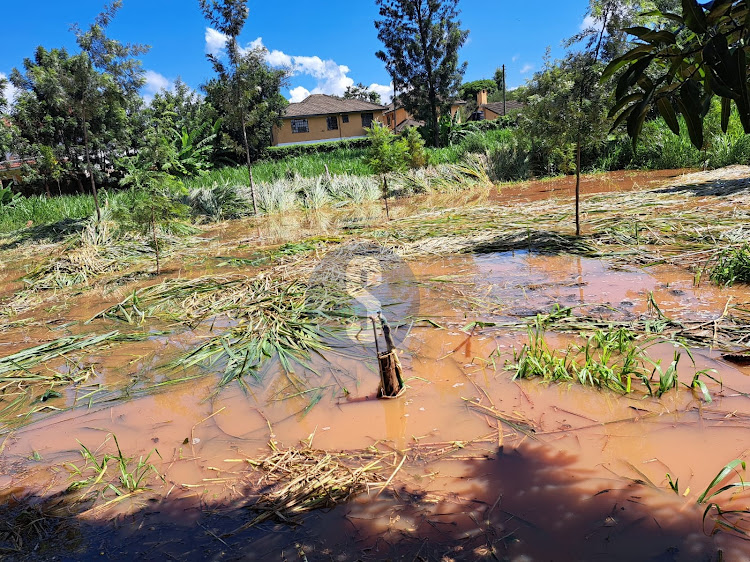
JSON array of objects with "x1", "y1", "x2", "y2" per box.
[
  {"x1": 580, "y1": 14, "x2": 597, "y2": 31},
  {"x1": 203, "y1": 33, "x2": 392, "y2": 104},
  {"x1": 251, "y1": 37, "x2": 392, "y2": 103},
  {"x1": 520, "y1": 64, "x2": 534, "y2": 75},
  {"x1": 0, "y1": 73, "x2": 18, "y2": 107},
  {"x1": 512, "y1": 54, "x2": 520, "y2": 63},
  {"x1": 368, "y1": 83, "x2": 394, "y2": 104},
  {"x1": 289, "y1": 86, "x2": 311, "y2": 103},
  {"x1": 142, "y1": 70, "x2": 174, "y2": 104},
  {"x1": 205, "y1": 27, "x2": 228, "y2": 56},
  {"x1": 144, "y1": 70, "x2": 171, "y2": 93}
]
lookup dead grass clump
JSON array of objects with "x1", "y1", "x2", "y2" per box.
[
  {"x1": 0, "y1": 497, "x2": 78, "y2": 557},
  {"x1": 230, "y1": 445, "x2": 387, "y2": 533}
]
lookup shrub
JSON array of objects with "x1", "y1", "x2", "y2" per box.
[{"x1": 403, "y1": 126, "x2": 428, "y2": 169}]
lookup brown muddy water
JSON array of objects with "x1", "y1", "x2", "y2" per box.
[{"x1": 1, "y1": 169, "x2": 750, "y2": 561}]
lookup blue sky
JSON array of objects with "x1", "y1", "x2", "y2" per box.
[{"x1": 1, "y1": 0, "x2": 591, "y2": 105}]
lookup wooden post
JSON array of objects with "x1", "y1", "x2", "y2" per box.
[{"x1": 371, "y1": 313, "x2": 404, "y2": 398}]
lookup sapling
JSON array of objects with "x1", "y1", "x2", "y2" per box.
[{"x1": 366, "y1": 123, "x2": 408, "y2": 220}]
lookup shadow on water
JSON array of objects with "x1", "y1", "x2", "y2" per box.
[{"x1": 1, "y1": 441, "x2": 740, "y2": 561}]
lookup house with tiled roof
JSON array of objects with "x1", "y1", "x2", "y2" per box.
[
  {"x1": 271, "y1": 94, "x2": 386, "y2": 146},
  {"x1": 471, "y1": 90, "x2": 524, "y2": 121},
  {"x1": 383, "y1": 97, "x2": 466, "y2": 132}
]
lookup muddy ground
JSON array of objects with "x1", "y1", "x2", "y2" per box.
[{"x1": 1, "y1": 168, "x2": 750, "y2": 561}]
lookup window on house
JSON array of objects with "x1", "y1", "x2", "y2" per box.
[
  {"x1": 342, "y1": 114, "x2": 349, "y2": 124},
  {"x1": 361, "y1": 112, "x2": 374, "y2": 128},
  {"x1": 291, "y1": 119, "x2": 309, "y2": 133},
  {"x1": 327, "y1": 116, "x2": 338, "y2": 130}
]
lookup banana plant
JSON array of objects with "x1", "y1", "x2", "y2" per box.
[{"x1": 605, "y1": 0, "x2": 750, "y2": 150}]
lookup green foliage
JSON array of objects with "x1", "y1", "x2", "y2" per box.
[
  {"x1": 262, "y1": 138, "x2": 372, "y2": 161},
  {"x1": 0, "y1": 193, "x2": 106, "y2": 232},
  {"x1": 202, "y1": 48, "x2": 288, "y2": 164},
  {"x1": 366, "y1": 123, "x2": 409, "y2": 175},
  {"x1": 67, "y1": 434, "x2": 163, "y2": 499},
  {"x1": 521, "y1": 51, "x2": 611, "y2": 176},
  {"x1": 403, "y1": 126, "x2": 429, "y2": 168},
  {"x1": 710, "y1": 244, "x2": 750, "y2": 287},
  {"x1": 375, "y1": 0, "x2": 469, "y2": 147},
  {"x1": 508, "y1": 323, "x2": 649, "y2": 393},
  {"x1": 606, "y1": 0, "x2": 750, "y2": 149},
  {"x1": 459, "y1": 79, "x2": 497, "y2": 101},
  {"x1": 173, "y1": 120, "x2": 220, "y2": 176},
  {"x1": 113, "y1": 178, "x2": 190, "y2": 274}
]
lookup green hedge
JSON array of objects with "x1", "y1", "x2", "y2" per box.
[{"x1": 262, "y1": 138, "x2": 372, "y2": 161}]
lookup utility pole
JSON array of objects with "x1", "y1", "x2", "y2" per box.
[{"x1": 502, "y1": 64, "x2": 506, "y2": 116}]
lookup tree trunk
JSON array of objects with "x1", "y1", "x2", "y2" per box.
[
  {"x1": 382, "y1": 174, "x2": 391, "y2": 220},
  {"x1": 151, "y1": 209, "x2": 160, "y2": 275},
  {"x1": 378, "y1": 351, "x2": 403, "y2": 398},
  {"x1": 56, "y1": 179, "x2": 62, "y2": 197},
  {"x1": 75, "y1": 176, "x2": 85, "y2": 195},
  {"x1": 415, "y1": 2, "x2": 439, "y2": 147},
  {"x1": 82, "y1": 104, "x2": 101, "y2": 222},
  {"x1": 44, "y1": 181, "x2": 51, "y2": 198},
  {"x1": 575, "y1": 135, "x2": 581, "y2": 237},
  {"x1": 375, "y1": 313, "x2": 404, "y2": 398},
  {"x1": 241, "y1": 114, "x2": 259, "y2": 215}
]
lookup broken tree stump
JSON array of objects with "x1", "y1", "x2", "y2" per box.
[{"x1": 372, "y1": 312, "x2": 404, "y2": 398}]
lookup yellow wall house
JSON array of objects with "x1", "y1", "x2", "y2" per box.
[
  {"x1": 384, "y1": 98, "x2": 467, "y2": 132},
  {"x1": 473, "y1": 89, "x2": 524, "y2": 121},
  {"x1": 272, "y1": 94, "x2": 386, "y2": 146}
]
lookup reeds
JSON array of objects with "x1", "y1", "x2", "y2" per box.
[
  {"x1": 507, "y1": 322, "x2": 650, "y2": 394},
  {"x1": 0, "y1": 331, "x2": 154, "y2": 428},
  {"x1": 710, "y1": 244, "x2": 750, "y2": 286},
  {"x1": 170, "y1": 278, "x2": 349, "y2": 386},
  {"x1": 698, "y1": 459, "x2": 750, "y2": 539},
  {"x1": 66, "y1": 434, "x2": 163, "y2": 501}
]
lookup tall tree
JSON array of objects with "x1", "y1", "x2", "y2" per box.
[
  {"x1": 375, "y1": 0, "x2": 468, "y2": 147},
  {"x1": 72, "y1": 0, "x2": 149, "y2": 221},
  {"x1": 200, "y1": 0, "x2": 287, "y2": 215},
  {"x1": 606, "y1": 0, "x2": 750, "y2": 150},
  {"x1": 459, "y1": 79, "x2": 497, "y2": 102},
  {"x1": 344, "y1": 83, "x2": 382, "y2": 104},
  {"x1": 202, "y1": 47, "x2": 287, "y2": 204}
]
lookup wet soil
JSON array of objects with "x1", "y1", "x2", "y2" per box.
[{"x1": 1, "y1": 168, "x2": 750, "y2": 561}]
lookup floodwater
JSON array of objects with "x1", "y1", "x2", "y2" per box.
[{"x1": 2, "y1": 169, "x2": 750, "y2": 561}]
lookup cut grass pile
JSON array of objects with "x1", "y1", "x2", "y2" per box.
[
  {"x1": 229, "y1": 444, "x2": 388, "y2": 534},
  {"x1": 100, "y1": 271, "x2": 357, "y2": 389}
]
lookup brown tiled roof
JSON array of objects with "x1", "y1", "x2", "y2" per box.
[
  {"x1": 385, "y1": 97, "x2": 466, "y2": 113},
  {"x1": 394, "y1": 118, "x2": 424, "y2": 133},
  {"x1": 481, "y1": 100, "x2": 524, "y2": 115},
  {"x1": 284, "y1": 94, "x2": 385, "y2": 118}
]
